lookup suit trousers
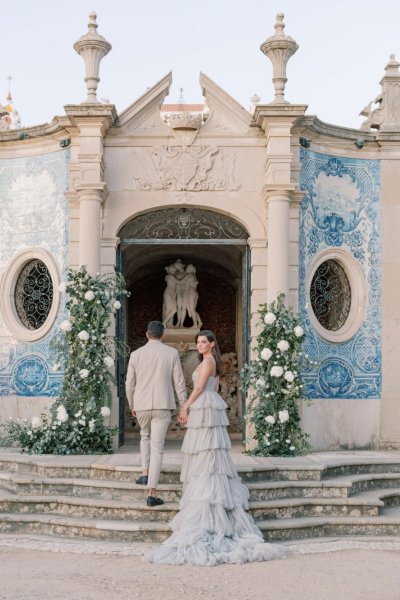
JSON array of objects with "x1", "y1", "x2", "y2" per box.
[{"x1": 136, "y1": 409, "x2": 172, "y2": 489}]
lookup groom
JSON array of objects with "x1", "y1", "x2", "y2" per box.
[{"x1": 125, "y1": 320, "x2": 187, "y2": 506}]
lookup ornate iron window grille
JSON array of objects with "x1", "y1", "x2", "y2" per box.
[
  {"x1": 310, "y1": 259, "x2": 351, "y2": 331},
  {"x1": 14, "y1": 260, "x2": 54, "y2": 330},
  {"x1": 119, "y1": 208, "x2": 248, "y2": 240}
]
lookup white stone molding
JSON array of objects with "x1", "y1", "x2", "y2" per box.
[
  {"x1": 306, "y1": 247, "x2": 367, "y2": 343},
  {"x1": 199, "y1": 72, "x2": 252, "y2": 134},
  {"x1": 0, "y1": 248, "x2": 61, "y2": 342},
  {"x1": 115, "y1": 72, "x2": 172, "y2": 136}
]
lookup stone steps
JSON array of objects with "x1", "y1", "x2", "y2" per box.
[
  {"x1": 2, "y1": 453, "x2": 400, "y2": 543},
  {"x1": 0, "y1": 472, "x2": 182, "y2": 502},
  {"x1": 1, "y1": 487, "x2": 400, "y2": 526},
  {"x1": 259, "y1": 508, "x2": 400, "y2": 541},
  {"x1": 0, "y1": 513, "x2": 170, "y2": 543},
  {"x1": 2, "y1": 509, "x2": 400, "y2": 544}
]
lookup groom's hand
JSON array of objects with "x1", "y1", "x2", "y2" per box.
[{"x1": 131, "y1": 410, "x2": 136, "y2": 417}]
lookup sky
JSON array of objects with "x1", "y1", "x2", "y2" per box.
[{"x1": 2, "y1": 0, "x2": 400, "y2": 130}]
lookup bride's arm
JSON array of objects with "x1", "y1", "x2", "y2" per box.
[{"x1": 178, "y1": 359, "x2": 214, "y2": 424}]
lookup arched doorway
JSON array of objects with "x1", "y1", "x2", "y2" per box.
[{"x1": 116, "y1": 207, "x2": 250, "y2": 445}]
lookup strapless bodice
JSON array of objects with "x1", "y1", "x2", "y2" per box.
[{"x1": 192, "y1": 371, "x2": 218, "y2": 391}]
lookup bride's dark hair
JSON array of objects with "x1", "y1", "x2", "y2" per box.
[{"x1": 195, "y1": 330, "x2": 222, "y2": 376}]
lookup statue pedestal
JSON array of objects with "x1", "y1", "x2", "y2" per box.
[{"x1": 163, "y1": 327, "x2": 200, "y2": 347}]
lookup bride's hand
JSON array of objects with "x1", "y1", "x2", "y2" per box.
[{"x1": 178, "y1": 404, "x2": 188, "y2": 424}]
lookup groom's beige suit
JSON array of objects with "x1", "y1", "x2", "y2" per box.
[{"x1": 125, "y1": 339, "x2": 187, "y2": 489}]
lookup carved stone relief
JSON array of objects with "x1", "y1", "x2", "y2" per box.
[{"x1": 132, "y1": 146, "x2": 240, "y2": 191}]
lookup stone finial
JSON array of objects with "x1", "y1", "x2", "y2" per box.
[
  {"x1": 73, "y1": 12, "x2": 112, "y2": 104},
  {"x1": 360, "y1": 54, "x2": 400, "y2": 131},
  {"x1": 260, "y1": 12, "x2": 299, "y2": 104}
]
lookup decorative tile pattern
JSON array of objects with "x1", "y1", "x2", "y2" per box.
[
  {"x1": 0, "y1": 150, "x2": 69, "y2": 396},
  {"x1": 299, "y1": 150, "x2": 381, "y2": 399}
]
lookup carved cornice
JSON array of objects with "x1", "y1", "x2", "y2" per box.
[
  {"x1": 0, "y1": 118, "x2": 70, "y2": 143},
  {"x1": 64, "y1": 103, "x2": 117, "y2": 134},
  {"x1": 253, "y1": 104, "x2": 308, "y2": 132}
]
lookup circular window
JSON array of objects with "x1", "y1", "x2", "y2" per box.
[
  {"x1": 15, "y1": 260, "x2": 54, "y2": 330},
  {"x1": 0, "y1": 249, "x2": 60, "y2": 342},
  {"x1": 307, "y1": 249, "x2": 366, "y2": 343},
  {"x1": 310, "y1": 259, "x2": 351, "y2": 331}
]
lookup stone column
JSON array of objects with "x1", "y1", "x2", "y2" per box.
[
  {"x1": 76, "y1": 185, "x2": 106, "y2": 274},
  {"x1": 265, "y1": 189, "x2": 291, "y2": 302}
]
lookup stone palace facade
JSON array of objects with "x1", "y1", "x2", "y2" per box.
[{"x1": 0, "y1": 12, "x2": 398, "y2": 450}]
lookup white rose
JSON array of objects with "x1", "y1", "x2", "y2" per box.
[
  {"x1": 56, "y1": 406, "x2": 68, "y2": 423},
  {"x1": 260, "y1": 348, "x2": 273, "y2": 361},
  {"x1": 284, "y1": 370, "x2": 295, "y2": 383},
  {"x1": 89, "y1": 419, "x2": 96, "y2": 432},
  {"x1": 103, "y1": 356, "x2": 114, "y2": 368},
  {"x1": 294, "y1": 326, "x2": 304, "y2": 337},
  {"x1": 101, "y1": 406, "x2": 111, "y2": 417},
  {"x1": 78, "y1": 330, "x2": 90, "y2": 342},
  {"x1": 265, "y1": 415, "x2": 275, "y2": 425},
  {"x1": 78, "y1": 418, "x2": 86, "y2": 426},
  {"x1": 290, "y1": 446, "x2": 295, "y2": 451},
  {"x1": 60, "y1": 320, "x2": 72, "y2": 332},
  {"x1": 51, "y1": 363, "x2": 60, "y2": 373},
  {"x1": 31, "y1": 417, "x2": 41, "y2": 430},
  {"x1": 278, "y1": 409, "x2": 289, "y2": 423},
  {"x1": 58, "y1": 282, "x2": 67, "y2": 293},
  {"x1": 84, "y1": 290, "x2": 95, "y2": 301},
  {"x1": 270, "y1": 366, "x2": 284, "y2": 377},
  {"x1": 277, "y1": 340, "x2": 289, "y2": 352},
  {"x1": 264, "y1": 312, "x2": 276, "y2": 325},
  {"x1": 113, "y1": 301, "x2": 121, "y2": 310},
  {"x1": 79, "y1": 369, "x2": 89, "y2": 379}
]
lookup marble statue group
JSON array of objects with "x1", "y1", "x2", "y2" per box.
[{"x1": 162, "y1": 259, "x2": 202, "y2": 329}]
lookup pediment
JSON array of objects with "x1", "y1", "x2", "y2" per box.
[
  {"x1": 114, "y1": 73, "x2": 172, "y2": 136},
  {"x1": 199, "y1": 73, "x2": 252, "y2": 135}
]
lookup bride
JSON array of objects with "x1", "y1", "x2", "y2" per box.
[{"x1": 145, "y1": 330, "x2": 285, "y2": 566}]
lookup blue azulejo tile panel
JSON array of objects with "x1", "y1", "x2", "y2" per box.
[
  {"x1": 299, "y1": 149, "x2": 381, "y2": 399},
  {"x1": 0, "y1": 150, "x2": 69, "y2": 397}
]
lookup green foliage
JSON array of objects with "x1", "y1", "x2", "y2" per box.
[
  {"x1": 241, "y1": 294, "x2": 312, "y2": 457},
  {"x1": 1, "y1": 266, "x2": 130, "y2": 454}
]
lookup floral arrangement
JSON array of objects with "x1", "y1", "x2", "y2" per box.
[
  {"x1": 241, "y1": 294, "x2": 312, "y2": 456},
  {"x1": 1, "y1": 266, "x2": 129, "y2": 454}
]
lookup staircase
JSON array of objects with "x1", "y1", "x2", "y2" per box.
[{"x1": 1, "y1": 451, "x2": 400, "y2": 543}]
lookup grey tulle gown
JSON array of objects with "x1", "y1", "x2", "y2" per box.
[{"x1": 144, "y1": 373, "x2": 285, "y2": 566}]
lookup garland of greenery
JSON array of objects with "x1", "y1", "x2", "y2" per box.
[
  {"x1": 1, "y1": 266, "x2": 129, "y2": 454},
  {"x1": 241, "y1": 294, "x2": 312, "y2": 456}
]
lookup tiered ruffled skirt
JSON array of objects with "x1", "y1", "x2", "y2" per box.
[{"x1": 145, "y1": 390, "x2": 285, "y2": 566}]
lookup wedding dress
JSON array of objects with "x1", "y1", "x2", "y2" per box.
[{"x1": 145, "y1": 373, "x2": 285, "y2": 566}]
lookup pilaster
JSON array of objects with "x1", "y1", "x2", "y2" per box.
[{"x1": 64, "y1": 104, "x2": 117, "y2": 274}]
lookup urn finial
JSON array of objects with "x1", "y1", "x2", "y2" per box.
[
  {"x1": 73, "y1": 12, "x2": 112, "y2": 104},
  {"x1": 260, "y1": 12, "x2": 299, "y2": 104}
]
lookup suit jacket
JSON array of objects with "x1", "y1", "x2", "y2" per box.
[{"x1": 125, "y1": 339, "x2": 187, "y2": 411}]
